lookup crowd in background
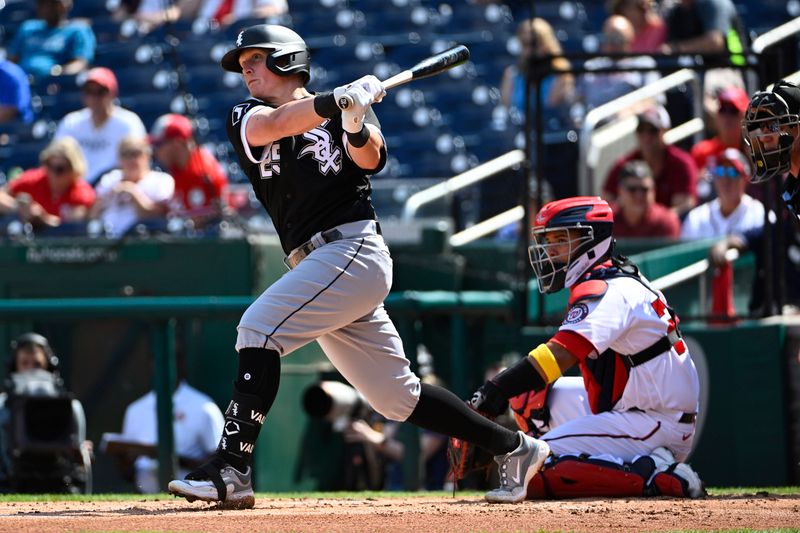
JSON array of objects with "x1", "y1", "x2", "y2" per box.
[{"x1": 0, "y1": 0, "x2": 790, "y2": 318}]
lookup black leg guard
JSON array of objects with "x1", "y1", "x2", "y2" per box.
[
  {"x1": 214, "y1": 348, "x2": 280, "y2": 472},
  {"x1": 216, "y1": 388, "x2": 266, "y2": 472}
]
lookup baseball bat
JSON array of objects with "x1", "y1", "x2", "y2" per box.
[{"x1": 337, "y1": 45, "x2": 470, "y2": 110}]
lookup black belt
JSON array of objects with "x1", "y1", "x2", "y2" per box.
[{"x1": 284, "y1": 228, "x2": 344, "y2": 269}]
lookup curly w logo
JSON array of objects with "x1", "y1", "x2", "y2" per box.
[{"x1": 299, "y1": 127, "x2": 341, "y2": 175}]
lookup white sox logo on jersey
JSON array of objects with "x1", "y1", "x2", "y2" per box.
[{"x1": 299, "y1": 125, "x2": 341, "y2": 175}]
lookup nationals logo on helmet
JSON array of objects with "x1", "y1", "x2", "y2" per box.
[{"x1": 563, "y1": 303, "x2": 589, "y2": 324}]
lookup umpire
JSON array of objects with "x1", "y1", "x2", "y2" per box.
[{"x1": 168, "y1": 24, "x2": 549, "y2": 507}]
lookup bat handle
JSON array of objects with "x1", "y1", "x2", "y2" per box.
[{"x1": 337, "y1": 94, "x2": 354, "y2": 111}]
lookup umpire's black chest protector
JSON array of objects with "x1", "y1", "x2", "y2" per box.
[{"x1": 226, "y1": 98, "x2": 386, "y2": 254}]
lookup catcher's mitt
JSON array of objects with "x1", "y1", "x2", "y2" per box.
[
  {"x1": 447, "y1": 434, "x2": 494, "y2": 489},
  {"x1": 447, "y1": 382, "x2": 509, "y2": 492}
]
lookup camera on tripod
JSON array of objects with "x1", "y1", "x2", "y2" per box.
[
  {"x1": 302, "y1": 381, "x2": 373, "y2": 431},
  {"x1": 0, "y1": 333, "x2": 91, "y2": 493}
]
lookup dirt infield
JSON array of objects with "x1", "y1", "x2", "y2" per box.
[{"x1": 0, "y1": 493, "x2": 798, "y2": 532}]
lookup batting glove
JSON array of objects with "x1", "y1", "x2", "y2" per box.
[
  {"x1": 333, "y1": 75, "x2": 386, "y2": 105},
  {"x1": 350, "y1": 74, "x2": 385, "y2": 103},
  {"x1": 340, "y1": 85, "x2": 372, "y2": 134}
]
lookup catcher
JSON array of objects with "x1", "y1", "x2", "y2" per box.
[{"x1": 452, "y1": 196, "x2": 706, "y2": 499}]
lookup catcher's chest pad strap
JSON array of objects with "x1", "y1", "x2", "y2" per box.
[{"x1": 527, "y1": 454, "x2": 655, "y2": 500}]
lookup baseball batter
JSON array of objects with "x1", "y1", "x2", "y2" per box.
[
  {"x1": 465, "y1": 196, "x2": 706, "y2": 499},
  {"x1": 168, "y1": 24, "x2": 549, "y2": 508}
]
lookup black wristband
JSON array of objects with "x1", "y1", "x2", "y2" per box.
[
  {"x1": 346, "y1": 126, "x2": 371, "y2": 148},
  {"x1": 313, "y1": 93, "x2": 339, "y2": 118}
]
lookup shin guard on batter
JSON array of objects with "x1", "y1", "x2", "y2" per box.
[
  {"x1": 526, "y1": 454, "x2": 655, "y2": 499},
  {"x1": 217, "y1": 388, "x2": 266, "y2": 471}
]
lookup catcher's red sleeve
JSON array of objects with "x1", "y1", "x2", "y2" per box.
[{"x1": 551, "y1": 330, "x2": 597, "y2": 362}]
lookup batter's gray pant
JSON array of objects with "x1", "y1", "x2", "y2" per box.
[{"x1": 236, "y1": 220, "x2": 421, "y2": 421}]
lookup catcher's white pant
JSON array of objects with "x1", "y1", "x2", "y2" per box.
[
  {"x1": 236, "y1": 220, "x2": 421, "y2": 421},
  {"x1": 541, "y1": 377, "x2": 695, "y2": 462}
]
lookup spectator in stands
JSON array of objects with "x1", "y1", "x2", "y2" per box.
[
  {"x1": 6, "y1": 0, "x2": 96, "y2": 80},
  {"x1": 500, "y1": 18, "x2": 575, "y2": 118},
  {"x1": 607, "y1": 0, "x2": 666, "y2": 54},
  {"x1": 90, "y1": 135, "x2": 175, "y2": 237},
  {"x1": 198, "y1": 0, "x2": 289, "y2": 27},
  {"x1": 660, "y1": 0, "x2": 744, "y2": 57},
  {"x1": 0, "y1": 60, "x2": 34, "y2": 124},
  {"x1": 611, "y1": 160, "x2": 681, "y2": 238},
  {"x1": 691, "y1": 86, "x2": 749, "y2": 168},
  {"x1": 577, "y1": 15, "x2": 659, "y2": 112},
  {"x1": 690, "y1": 86, "x2": 750, "y2": 202},
  {"x1": 0, "y1": 136, "x2": 95, "y2": 229},
  {"x1": 148, "y1": 114, "x2": 229, "y2": 228},
  {"x1": 113, "y1": 351, "x2": 224, "y2": 494},
  {"x1": 130, "y1": 0, "x2": 204, "y2": 33},
  {"x1": 602, "y1": 104, "x2": 698, "y2": 216},
  {"x1": 54, "y1": 67, "x2": 147, "y2": 186},
  {"x1": 681, "y1": 148, "x2": 764, "y2": 240},
  {"x1": 660, "y1": 0, "x2": 746, "y2": 122}
]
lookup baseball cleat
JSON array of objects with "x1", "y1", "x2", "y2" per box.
[
  {"x1": 485, "y1": 431, "x2": 550, "y2": 503},
  {"x1": 651, "y1": 446, "x2": 707, "y2": 498},
  {"x1": 168, "y1": 457, "x2": 255, "y2": 509}
]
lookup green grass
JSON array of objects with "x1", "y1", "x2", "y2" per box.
[{"x1": 0, "y1": 487, "x2": 797, "y2": 502}]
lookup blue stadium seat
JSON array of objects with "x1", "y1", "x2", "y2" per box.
[
  {"x1": 93, "y1": 38, "x2": 150, "y2": 69},
  {"x1": 69, "y1": 0, "x2": 108, "y2": 19}
]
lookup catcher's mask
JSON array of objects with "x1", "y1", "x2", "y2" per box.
[
  {"x1": 529, "y1": 196, "x2": 614, "y2": 294},
  {"x1": 742, "y1": 86, "x2": 800, "y2": 183},
  {"x1": 221, "y1": 24, "x2": 311, "y2": 84}
]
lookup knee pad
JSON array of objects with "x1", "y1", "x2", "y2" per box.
[{"x1": 527, "y1": 454, "x2": 655, "y2": 500}]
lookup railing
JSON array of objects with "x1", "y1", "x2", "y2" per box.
[
  {"x1": 578, "y1": 68, "x2": 703, "y2": 196},
  {"x1": 752, "y1": 17, "x2": 800, "y2": 54},
  {"x1": 650, "y1": 248, "x2": 740, "y2": 314},
  {"x1": 401, "y1": 150, "x2": 525, "y2": 222}
]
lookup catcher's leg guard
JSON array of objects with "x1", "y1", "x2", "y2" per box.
[{"x1": 527, "y1": 454, "x2": 655, "y2": 499}]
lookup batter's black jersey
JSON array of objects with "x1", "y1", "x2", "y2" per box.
[{"x1": 226, "y1": 97, "x2": 387, "y2": 254}]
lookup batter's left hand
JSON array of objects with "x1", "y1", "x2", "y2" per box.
[{"x1": 341, "y1": 85, "x2": 372, "y2": 133}]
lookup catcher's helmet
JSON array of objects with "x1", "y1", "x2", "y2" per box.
[
  {"x1": 9, "y1": 332, "x2": 59, "y2": 374},
  {"x1": 742, "y1": 82, "x2": 800, "y2": 183},
  {"x1": 528, "y1": 196, "x2": 614, "y2": 294},
  {"x1": 221, "y1": 24, "x2": 311, "y2": 84}
]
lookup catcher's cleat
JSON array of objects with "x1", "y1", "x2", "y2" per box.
[
  {"x1": 485, "y1": 431, "x2": 550, "y2": 503},
  {"x1": 168, "y1": 457, "x2": 255, "y2": 509},
  {"x1": 650, "y1": 446, "x2": 706, "y2": 499}
]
